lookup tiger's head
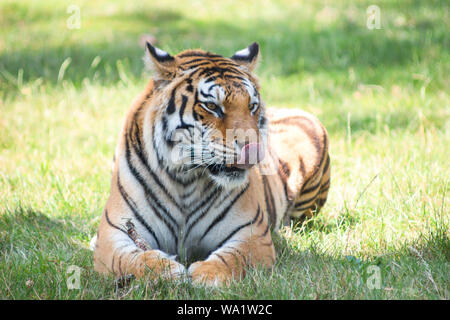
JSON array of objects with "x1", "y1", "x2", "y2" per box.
[{"x1": 145, "y1": 42, "x2": 267, "y2": 188}]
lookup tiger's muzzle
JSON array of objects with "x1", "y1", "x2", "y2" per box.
[{"x1": 207, "y1": 142, "x2": 265, "y2": 184}]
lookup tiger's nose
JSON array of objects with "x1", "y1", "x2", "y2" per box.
[{"x1": 234, "y1": 142, "x2": 265, "y2": 169}]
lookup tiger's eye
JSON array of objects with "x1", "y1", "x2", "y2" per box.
[
  {"x1": 206, "y1": 103, "x2": 218, "y2": 111},
  {"x1": 250, "y1": 103, "x2": 259, "y2": 111}
]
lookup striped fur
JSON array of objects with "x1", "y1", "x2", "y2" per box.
[{"x1": 93, "y1": 43, "x2": 330, "y2": 286}]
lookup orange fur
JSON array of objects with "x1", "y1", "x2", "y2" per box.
[{"x1": 93, "y1": 44, "x2": 330, "y2": 286}]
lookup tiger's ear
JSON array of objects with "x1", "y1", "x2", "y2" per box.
[
  {"x1": 144, "y1": 42, "x2": 177, "y2": 80},
  {"x1": 231, "y1": 42, "x2": 260, "y2": 72}
]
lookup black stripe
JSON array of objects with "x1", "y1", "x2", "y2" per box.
[
  {"x1": 223, "y1": 75, "x2": 247, "y2": 81},
  {"x1": 124, "y1": 131, "x2": 179, "y2": 247},
  {"x1": 186, "y1": 67, "x2": 204, "y2": 82},
  {"x1": 216, "y1": 61, "x2": 240, "y2": 68},
  {"x1": 323, "y1": 154, "x2": 330, "y2": 174},
  {"x1": 272, "y1": 117, "x2": 327, "y2": 183},
  {"x1": 222, "y1": 247, "x2": 247, "y2": 265},
  {"x1": 167, "y1": 89, "x2": 176, "y2": 114},
  {"x1": 224, "y1": 70, "x2": 246, "y2": 77},
  {"x1": 205, "y1": 76, "x2": 217, "y2": 83},
  {"x1": 298, "y1": 137, "x2": 327, "y2": 193},
  {"x1": 294, "y1": 204, "x2": 315, "y2": 212},
  {"x1": 296, "y1": 178, "x2": 327, "y2": 209},
  {"x1": 192, "y1": 108, "x2": 200, "y2": 121},
  {"x1": 274, "y1": 156, "x2": 294, "y2": 221},
  {"x1": 183, "y1": 189, "x2": 223, "y2": 241},
  {"x1": 214, "y1": 253, "x2": 230, "y2": 270},
  {"x1": 105, "y1": 209, "x2": 130, "y2": 237},
  {"x1": 165, "y1": 167, "x2": 197, "y2": 186},
  {"x1": 200, "y1": 184, "x2": 249, "y2": 242},
  {"x1": 116, "y1": 176, "x2": 161, "y2": 248},
  {"x1": 152, "y1": 123, "x2": 165, "y2": 168},
  {"x1": 257, "y1": 205, "x2": 265, "y2": 225},
  {"x1": 294, "y1": 194, "x2": 319, "y2": 208},
  {"x1": 277, "y1": 158, "x2": 293, "y2": 203},
  {"x1": 316, "y1": 197, "x2": 327, "y2": 206},
  {"x1": 179, "y1": 94, "x2": 189, "y2": 128},
  {"x1": 186, "y1": 185, "x2": 222, "y2": 221},
  {"x1": 151, "y1": 122, "x2": 194, "y2": 187},
  {"x1": 259, "y1": 115, "x2": 267, "y2": 127},
  {"x1": 178, "y1": 52, "x2": 223, "y2": 58},
  {"x1": 301, "y1": 178, "x2": 322, "y2": 195},
  {"x1": 197, "y1": 67, "x2": 243, "y2": 78},
  {"x1": 299, "y1": 158, "x2": 306, "y2": 177},
  {"x1": 124, "y1": 158, "x2": 179, "y2": 250},
  {"x1": 152, "y1": 120, "x2": 198, "y2": 186},
  {"x1": 319, "y1": 181, "x2": 330, "y2": 193},
  {"x1": 200, "y1": 89, "x2": 214, "y2": 99},
  {"x1": 315, "y1": 130, "x2": 328, "y2": 173},
  {"x1": 181, "y1": 60, "x2": 212, "y2": 68},
  {"x1": 262, "y1": 175, "x2": 276, "y2": 226},
  {"x1": 213, "y1": 205, "x2": 261, "y2": 250},
  {"x1": 184, "y1": 180, "x2": 217, "y2": 209},
  {"x1": 297, "y1": 150, "x2": 328, "y2": 206},
  {"x1": 129, "y1": 113, "x2": 184, "y2": 217},
  {"x1": 161, "y1": 115, "x2": 174, "y2": 147},
  {"x1": 180, "y1": 58, "x2": 208, "y2": 65},
  {"x1": 180, "y1": 185, "x2": 197, "y2": 200}
]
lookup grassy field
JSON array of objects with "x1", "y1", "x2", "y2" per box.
[{"x1": 0, "y1": 0, "x2": 448, "y2": 299}]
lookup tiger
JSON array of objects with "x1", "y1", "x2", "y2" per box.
[{"x1": 92, "y1": 42, "x2": 330, "y2": 286}]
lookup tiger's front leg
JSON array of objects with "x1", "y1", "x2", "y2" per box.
[
  {"x1": 188, "y1": 209, "x2": 276, "y2": 286},
  {"x1": 93, "y1": 212, "x2": 187, "y2": 280}
]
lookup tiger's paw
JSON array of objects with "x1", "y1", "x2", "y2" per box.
[
  {"x1": 139, "y1": 250, "x2": 187, "y2": 280},
  {"x1": 188, "y1": 260, "x2": 233, "y2": 287}
]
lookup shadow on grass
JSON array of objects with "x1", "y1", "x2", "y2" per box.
[
  {"x1": 0, "y1": 205, "x2": 448, "y2": 299},
  {"x1": 265, "y1": 222, "x2": 449, "y2": 299},
  {"x1": 0, "y1": 206, "x2": 85, "y2": 242},
  {"x1": 0, "y1": 207, "x2": 105, "y2": 299},
  {"x1": 0, "y1": 206, "x2": 95, "y2": 265},
  {"x1": 0, "y1": 208, "x2": 450, "y2": 299}
]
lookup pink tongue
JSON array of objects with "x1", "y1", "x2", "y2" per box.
[{"x1": 237, "y1": 142, "x2": 265, "y2": 165}]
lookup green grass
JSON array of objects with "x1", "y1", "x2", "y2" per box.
[{"x1": 0, "y1": 0, "x2": 449, "y2": 299}]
